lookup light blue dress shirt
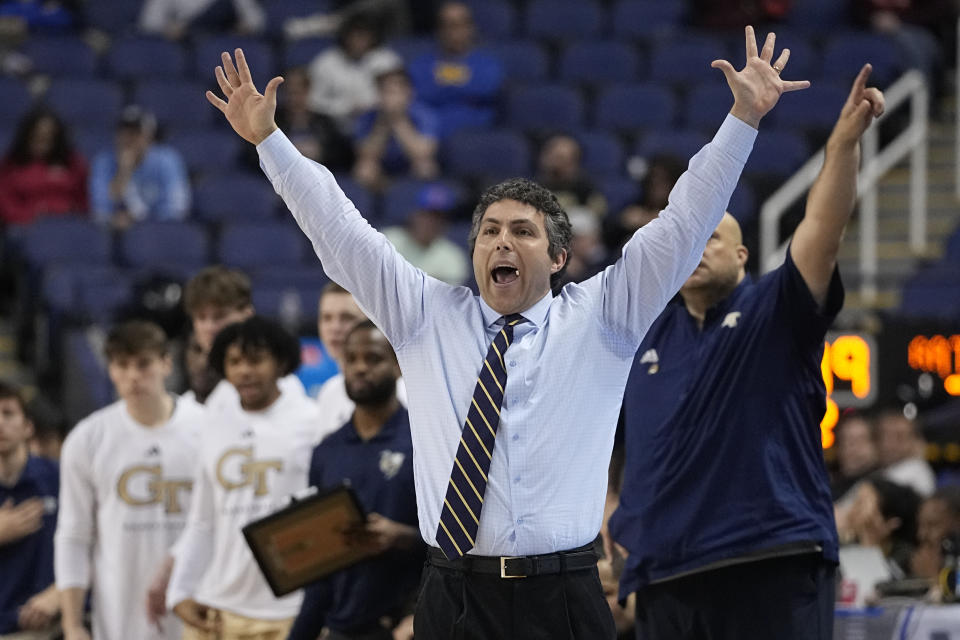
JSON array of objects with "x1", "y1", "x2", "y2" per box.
[{"x1": 258, "y1": 114, "x2": 756, "y2": 556}]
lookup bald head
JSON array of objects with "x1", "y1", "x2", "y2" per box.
[
  {"x1": 717, "y1": 212, "x2": 743, "y2": 246},
  {"x1": 681, "y1": 212, "x2": 748, "y2": 298}
]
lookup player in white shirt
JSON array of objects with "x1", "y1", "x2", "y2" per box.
[
  {"x1": 55, "y1": 321, "x2": 204, "y2": 640},
  {"x1": 168, "y1": 317, "x2": 319, "y2": 640},
  {"x1": 313, "y1": 283, "x2": 406, "y2": 442},
  {"x1": 182, "y1": 265, "x2": 308, "y2": 411}
]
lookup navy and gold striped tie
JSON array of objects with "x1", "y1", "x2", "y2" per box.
[{"x1": 436, "y1": 314, "x2": 525, "y2": 559}]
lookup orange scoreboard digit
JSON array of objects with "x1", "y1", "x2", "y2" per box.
[{"x1": 820, "y1": 333, "x2": 877, "y2": 449}]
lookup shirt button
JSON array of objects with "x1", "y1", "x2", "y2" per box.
[
  {"x1": 509, "y1": 360, "x2": 517, "y2": 367},
  {"x1": 512, "y1": 434, "x2": 519, "y2": 441},
  {"x1": 516, "y1": 518, "x2": 523, "y2": 525},
  {"x1": 514, "y1": 476, "x2": 520, "y2": 483}
]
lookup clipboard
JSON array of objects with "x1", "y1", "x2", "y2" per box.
[{"x1": 242, "y1": 484, "x2": 368, "y2": 596}]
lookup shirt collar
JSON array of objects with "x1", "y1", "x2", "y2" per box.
[
  {"x1": 478, "y1": 291, "x2": 552, "y2": 329},
  {"x1": 345, "y1": 407, "x2": 406, "y2": 443}
]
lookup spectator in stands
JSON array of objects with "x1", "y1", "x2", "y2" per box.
[
  {"x1": 536, "y1": 135, "x2": 606, "y2": 220},
  {"x1": 408, "y1": 2, "x2": 503, "y2": 138},
  {"x1": 56, "y1": 321, "x2": 204, "y2": 640},
  {"x1": 167, "y1": 317, "x2": 318, "y2": 640},
  {"x1": 832, "y1": 411, "x2": 880, "y2": 501},
  {"x1": 846, "y1": 475, "x2": 922, "y2": 579},
  {"x1": 605, "y1": 154, "x2": 686, "y2": 252},
  {"x1": 307, "y1": 10, "x2": 401, "y2": 132},
  {"x1": 877, "y1": 407, "x2": 936, "y2": 497},
  {"x1": 353, "y1": 67, "x2": 439, "y2": 190},
  {"x1": 313, "y1": 283, "x2": 407, "y2": 442},
  {"x1": 910, "y1": 487, "x2": 960, "y2": 580},
  {"x1": 139, "y1": 0, "x2": 265, "y2": 40},
  {"x1": 25, "y1": 393, "x2": 67, "y2": 462},
  {"x1": 382, "y1": 184, "x2": 467, "y2": 285},
  {"x1": 274, "y1": 67, "x2": 353, "y2": 173},
  {"x1": 0, "y1": 108, "x2": 88, "y2": 226},
  {"x1": 692, "y1": 0, "x2": 793, "y2": 29},
  {"x1": 0, "y1": 381, "x2": 60, "y2": 638},
  {"x1": 289, "y1": 321, "x2": 422, "y2": 640},
  {"x1": 89, "y1": 106, "x2": 191, "y2": 229},
  {"x1": 182, "y1": 266, "x2": 306, "y2": 411},
  {"x1": 0, "y1": 0, "x2": 78, "y2": 33}
]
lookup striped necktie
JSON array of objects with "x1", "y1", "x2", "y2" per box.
[{"x1": 436, "y1": 313, "x2": 526, "y2": 559}]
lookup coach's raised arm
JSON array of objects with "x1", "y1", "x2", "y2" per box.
[{"x1": 205, "y1": 27, "x2": 810, "y2": 639}]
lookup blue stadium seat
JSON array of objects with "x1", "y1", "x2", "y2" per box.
[
  {"x1": 575, "y1": 131, "x2": 625, "y2": 176},
  {"x1": 683, "y1": 84, "x2": 733, "y2": 131},
  {"x1": 72, "y1": 127, "x2": 113, "y2": 159},
  {"x1": 744, "y1": 130, "x2": 810, "y2": 179},
  {"x1": 166, "y1": 130, "x2": 243, "y2": 176},
  {"x1": 766, "y1": 82, "x2": 849, "y2": 133},
  {"x1": 85, "y1": 0, "x2": 142, "y2": 33},
  {"x1": 597, "y1": 176, "x2": 640, "y2": 214},
  {"x1": 594, "y1": 83, "x2": 675, "y2": 133},
  {"x1": 133, "y1": 80, "x2": 213, "y2": 129},
  {"x1": 119, "y1": 222, "x2": 210, "y2": 270},
  {"x1": 334, "y1": 176, "x2": 378, "y2": 221},
  {"x1": 390, "y1": 37, "x2": 434, "y2": 64},
  {"x1": 19, "y1": 219, "x2": 112, "y2": 268},
  {"x1": 107, "y1": 37, "x2": 187, "y2": 79},
  {"x1": 443, "y1": 130, "x2": 531, "y2": 181},
  {"x1": 611, "y1": 0, "x2": 686, "y2": 40},
  {"x1": 77, "y1": 269, "x2": 135, "y2": 322},
  {"x1": 635, "y1": 129, "x2": 709, "y2": 160},
  {"x1": 252, "y1": 265, "x2": 331, "y2": 322},
  {"x1": 0, "y1": 77, "x2": 33, "y2": 125},
  {"x1": 559, "y1": 41, "x2": 641, "y2": 85},
  {"x1": 506, "y1": 85, "x2": 584, "y2": 134},
  {"x1": 46, "y1": 79, "x2": 123, "y2": 129},
  {"x1": 381, "y1": 178, "x2": 466, "y2": 225},
  {"x1": 489, "y1": 41, "x2": 550, "y2": 83},
  {"x1": 899, "y1": 267, "x2": 960, "y2": 319},
  {"x1": 194, "y1": 37, "x2": 276, "y2": 85},
  {"x1": 194, "y1": 175, "x2": 281, "y2": 221},
  {"x1": 649, "y1": 36, "x2": 728, "y2": 84},
  {"x1": 524, "y1": 0, "x2": 604, "y2": 40},
  {"x1": 468, "y1": 0, "x2": 517, "y2": 41},
  {"x1": 219, "y1": 222, "x2": 306, "y2": 268},
  {"x1": 785, "y1": 0, "x2": 851, "y2": 33},
  {"x1": 283, "y1": 38, "x2": 333, "y2": 69},
  {"x1": 42, "y1": 265, "x2": 126, "y2": 317},
  {"x1": 24, "y1": 36, "x2": 97, "y2": 76},
  {"x1": 821, "y1": 32, "x2": 902, "y2": 87}
]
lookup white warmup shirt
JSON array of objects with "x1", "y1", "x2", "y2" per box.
[
  {"x1": 313, "y1": 374, "x2": 408, "y2": 444},
  {"x1": 55, "y1": 398, "x2": 204, "y2": 640},
  {"x1": 205, "y1": 373, "x2": 307, "y2": 413},
  {"x1": 166, "y1": 390, "x2": 319, "y2": 619}
]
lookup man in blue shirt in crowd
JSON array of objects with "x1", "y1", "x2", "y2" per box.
[
  {"x1": 408, "y1": 1, "x2": 503, "y2": 139},
  {"x1": 609, "y1": 66, "x2": 885, "y2": 640},
  {"x1": 288, "y1": 321, "x2": 421, "y2": 640},
  {"x1": 0, "y1": 382, "x2": 60, "y2": 638},
  {"x1": 89, "y1": 105, "x2": 191, "y2": 228}
]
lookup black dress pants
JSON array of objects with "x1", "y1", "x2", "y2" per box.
[
  {"x1": 414, "y1": 559, "x2": 617, "y2": 639},
  {"x1": 633, "y1": 553, "x2": 836, "y2": 640}
]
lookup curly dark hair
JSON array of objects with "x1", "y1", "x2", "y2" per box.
[
  {"x1": 4, "y1": 108, "x2": 75, "y2": 167},
  {"x1": 468, "y1": 178, "x2": 573, "y2": 288},
  {"x1": 208, "y1": 316, "x2": 301, "y2": 379}
]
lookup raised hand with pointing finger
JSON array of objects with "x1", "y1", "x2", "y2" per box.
[{"x1": 206, "y1": 48, "x2": 283, "y2": 146}]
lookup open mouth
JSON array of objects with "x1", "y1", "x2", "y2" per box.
[{"x1": 491, "y1": 266, "x2": 520, "y2": 286}]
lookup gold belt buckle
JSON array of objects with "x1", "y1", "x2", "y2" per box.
[{"x1": 500, "y1": 556, "x2": 526, "y2": 579}]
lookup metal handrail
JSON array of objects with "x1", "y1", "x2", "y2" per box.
[{"x1": 759, "y1": 70, "x2": 929, "y2": 303}]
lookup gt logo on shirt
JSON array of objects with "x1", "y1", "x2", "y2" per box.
[
  {"x1": 215, "y1": 446, "x2": 283, "y2": 496},
  {"x1": 117, "y1": 465, "x2": 192, "y2": 514}
]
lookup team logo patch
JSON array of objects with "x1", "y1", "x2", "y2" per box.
[
  {"x1": 379, "y1": 450, "x2": 405, "y2": 480},
  {"x1": 722, "y1": 312, "x2": 741, "y2": 328},
  {"x1": 639, "y1": 349, "x2": 659, "y2": 364}
]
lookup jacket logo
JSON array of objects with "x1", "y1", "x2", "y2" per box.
[
  {"x1": 215, "y1": 446, "x2": 283, "y2": 496},
  {"x1": 117, "y1": 465, "x2": 192, "y2": 514},
  {"x1": 722, "y1": 312, "x2": 741, "y2": 328},
  {"x1": 379, "y1": 450, "x2": 405, "y2": 480}
]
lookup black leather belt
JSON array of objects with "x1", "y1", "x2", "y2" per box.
[{"x1": 428, "y1": 542, "x2": 599, "y2": 579}]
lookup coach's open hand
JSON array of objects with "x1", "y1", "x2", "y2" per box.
[
  {"x1": 713, "y1": 26, "x2": 811, "y2": 129},
  {"x1": 206, "y1": 48, "x2": 283, "y2": 146}
]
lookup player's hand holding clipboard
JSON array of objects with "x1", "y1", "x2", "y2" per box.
[{"x1": 242, "y1": 484, "x2": 369, "y2": 596}]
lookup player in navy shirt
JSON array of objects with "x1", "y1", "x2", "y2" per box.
[
  {"x1": 609, "y1": 66, "x2": 885, "y2": 639},
  {"x1": 0, "y1": 382, "x2": 60, "y2": 636},
  {"x1": 289, "y1": 321, "x2": 421, "y2": 640}
]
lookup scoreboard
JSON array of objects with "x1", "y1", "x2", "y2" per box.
[{"x1": 820, "y1": 320, "x2": 960, "y2": 449}]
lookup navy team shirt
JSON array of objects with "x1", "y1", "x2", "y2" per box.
[
  {"x1": 288, "y1": 408, "x2": 421, "y2": 638},
  {"x1": 609, "y1": 250, "x2": 842, "y2": 600},
  {"x1": 0, "y1": 455, "x2": 58, "y2": 633}
]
